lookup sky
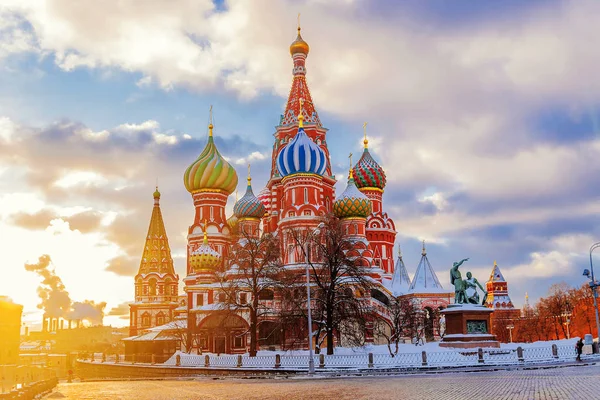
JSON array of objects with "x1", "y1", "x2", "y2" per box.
[{"x1": 1, "y1": 0, "x2": 600, "y2": 329}]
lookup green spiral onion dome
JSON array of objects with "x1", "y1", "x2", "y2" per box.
[
  {"x1": 183, "y1": 124, "x2": 238, "y2": 195},
  {"x1": 333, "y1": 171, "x2": 372, "y2": 219}
]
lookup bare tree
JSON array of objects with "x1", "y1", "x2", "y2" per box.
[
  {"x1": 214, "y1": 229, "x2": 282, "y2": 356},
  {"x1": 290, "y1": 214, "x2": 374, "y2": 355},
  {"x1": 373, "y1": 296, "x2": 421, "y2": 356}
]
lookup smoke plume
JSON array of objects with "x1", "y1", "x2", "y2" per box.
[{"x1": 24, "y1": 254, "x2": 106, "y2": 325}]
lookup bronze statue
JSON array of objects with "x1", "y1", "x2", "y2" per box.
[
  {"x1": 464, "y1": 271, "x2": 487, "y2": 306},
  {"x1": 450, "y1": 258, "x2": 469, "y2": 304}
]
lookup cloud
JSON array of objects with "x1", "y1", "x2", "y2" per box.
[
  {"x1": 10, "y1": 209, "x2": 103, "y2": 233},
  {"x1": 1, "y1": 0, "x2": 600, "y2": 310},
  {"x1": 108, "y1": 301, "x2": 131, "y2": 320}
]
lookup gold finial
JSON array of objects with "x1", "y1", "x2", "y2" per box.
[
  {"x1": 363, "y1": 122, "x2": 368, "y2": 149},
  {"x1": 235, "y1": 190, "x2": 238, "y2": 202},
  {"x1": 298, "y1": 98, "x2": 304, "y2": 128},
  {"x1": 203, "y1": 219, "x2": 208, "y2": 243},
  {"x1": 297, "y1": 12, "x2": 301, "y2": 32},
  {"x1": 247, "y1": 163, "x2": 251, "y2": 185},
  {"x1": 208, "y1": 105, "x2": 214, "y2": 137},
  {"x1": 421, "y1": 240, "x2": 426, "y2": 256},
  {"x1": 398, "y1": 244, "x2": 402, "y2": 257},
  {"x1": 494, "y1": 260, "x2": 497, "y2": 267},
  {"x1": 525, "y1": 292, "x2": 529, "y2": 299},
  {"x1": 348, "y1": 153, "x2": 353, "y2": 179}
]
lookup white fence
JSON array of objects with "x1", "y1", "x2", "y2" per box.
[{"x1": 135, "y1": 343, "x2": 589, "y2": 370}]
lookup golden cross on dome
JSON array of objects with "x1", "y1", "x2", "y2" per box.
[
  {"x1": 208, "y1": 105, "x2": 214, "y2": 137},
  {"x1": 297, "y1": 13, "x2": 301, "y2": 31},
  {"x1": 348, "y1": 153, "x2": 353, "y2": 179},
  {"x1": 247, "y1": 163, "x2": 251, "y2": 185},
  {"x1": 363, "y1": 122, "x2": 368, "y2": 149}
]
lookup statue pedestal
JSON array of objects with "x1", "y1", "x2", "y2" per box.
[{"x1": 439, "y1": 304, "x2": 500, "y2": 348}]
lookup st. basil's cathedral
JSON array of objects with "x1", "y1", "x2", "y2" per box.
[{"x1": 127, "y1": 24, "x2": 518, "y2": 355}]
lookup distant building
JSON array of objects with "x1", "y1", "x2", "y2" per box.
[
  {"x1": 129, "y1": 188, "x2": 180, "y2": 337},
  {"x1": 485, "y1": 261, "x2": 520, "y2": 341},
  {"x1": 0, "y1": 296, "x2": 23, "y2": 365}
]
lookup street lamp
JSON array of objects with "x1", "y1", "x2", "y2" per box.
[
  {"x1": 305, "y1": 222, "x2": 324, "y2": 374},
  {"x1": 506, "y1": 324, "x2": 514, "y2": 343},
  {"x1": 584, "y1": 241, "x2": 600, "y2": 342}
]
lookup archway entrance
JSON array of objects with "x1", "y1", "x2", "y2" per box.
[{"x1": 197, "y1": 313, "x2": 249, "y2": 354}]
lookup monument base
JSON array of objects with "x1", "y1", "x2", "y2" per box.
[{"x1": 440, "y1": 304, "x2": 500, "y2": 348}]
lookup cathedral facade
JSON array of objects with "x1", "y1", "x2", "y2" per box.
[{"x1": 128, "y1": 25, "x2": 455, "y2": 353}]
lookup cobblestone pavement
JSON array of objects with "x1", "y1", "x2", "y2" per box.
[{"x1": 51, "y1": 364, "x2": 600, "y2": 400}]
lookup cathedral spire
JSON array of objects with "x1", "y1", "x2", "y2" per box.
[
  {"x1": 137, "y1": 187, "x2": 175, "y2": 276},
  {"x1": 281, "y1": 22, "x2": 321, "y2": 127}
]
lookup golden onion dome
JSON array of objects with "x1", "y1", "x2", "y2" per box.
[
  {"x1": 153, "y1": 186, "x2": 161, "y2": 199},
  {"x1": 290, "y1": 27, "x2": 309, "y2": 56},
  {"x1": 189, "y1": 227, "x2": 221, "y2": 273},
  {"x1": 183, "y1": 123, "x2": 238, "y2": 195}
]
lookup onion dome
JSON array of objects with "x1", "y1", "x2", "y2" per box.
[
  {"x1": 189, "y1": 224, "x2": 221, "y2": 272},
  {"x1": 276, "y1": 109, "x2": 327, "y2": 177},
  {"x1": 153, "y1": 186, "x2": 161, "y2": 199},
  {"x1": 227, "y1": 191, "x2": 240, "y2": 232},
  {"x1": 333, "y1": 170, "x2": 372, "y2": 219},
  {"x1": 290, "y1": 24, "x2": 309, "y2": 56},
  {"x1": 226, "y1": 214, "x2": 239, "y2": 232},
  {"x1": 257, "y1": 187, "x2": 271, "y2": 215},
  {"x1": 233, "y1": 165, "x2": 266, "y2": 219},
  {"x1": 183, "y1": 120, "x2": 238, "y2": 195},
  {"x1": 352, "y1": 123, "x2": 386, "y2": 190}
]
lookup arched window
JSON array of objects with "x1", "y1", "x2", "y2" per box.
[
  {"x1": 156, "y1": 313, "x2": 165, "y2": 326},
  {"x1": 141, "y1": 313, "x2": 151, "y2": 327},
  {"x1": 149, "y1": 279, "x2": 157, "y2": 296},
  {"x1": 258, "y1": 289, "x2": 274, "y2": 300},
  {"x1": 371, "y1": 289, "x2": 389, "y2": 305}
]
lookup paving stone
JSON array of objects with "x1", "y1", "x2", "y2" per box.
[{"x1": 53, "y1": 363, "x2": 600, "y2": 400}]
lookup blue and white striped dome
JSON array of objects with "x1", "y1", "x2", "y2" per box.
[{"x1": 276, "y1": 127, "x2": 327, "y2": 177}]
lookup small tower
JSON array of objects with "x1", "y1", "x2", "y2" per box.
[
  {"x1": 485, "y1": 261, "x2": 520, "y2": 341},
  {"x1": 352, "y1": 123, "x2": 396, "y2": 275},
  {"x1": 390, "y1": 244, "x2": 411, "y2": 296},
  {"x1": 485, "y1": 261, "x2": 517, "y2": 311},
  {"x1": 129, "y1": 187, "x2": 179, "y2": 337},
  {"x1": 183, "y1": 109, "x2": 238, "y2": 275}
]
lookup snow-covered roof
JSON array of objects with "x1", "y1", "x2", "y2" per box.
[
  {"x1": 487, "y1": 261, "x2": 506, "y2": 283},
  {"x1": 408, "y1": 243, "x2": 445, "y2": 294},
  {"x1": 390, "y1": 246, "x2": 411, "y2": 296}
]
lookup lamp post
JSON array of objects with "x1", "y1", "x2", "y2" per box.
[
  {"x1": 506, "y1": 324, "x2": 514, "y2": 343},
  {"x1": 561, "y1": 312, "x2": 572, "y2": 339},
  {"x1": 305, "y1": 222, "x2": 324, "y2": 375},
  {"x1": 584, "y1": 242, "x2": 600, "y2": 341}
]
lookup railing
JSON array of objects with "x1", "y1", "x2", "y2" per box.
[{"x1": 80, "y1": 344, "x2": 597, "y2": 371}]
